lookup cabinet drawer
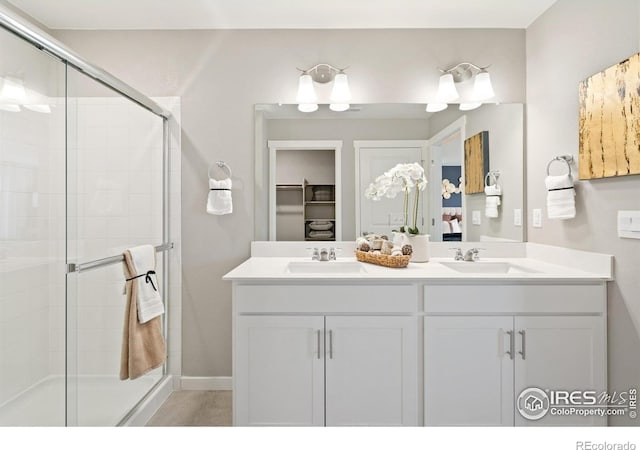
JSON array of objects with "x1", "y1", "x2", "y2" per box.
[
  {"x1": 235, "y1": 284, "x2": 418, "y2": 314},
  {"x1": 424, "y1": 283, "x2": 605, "y2": 315}
]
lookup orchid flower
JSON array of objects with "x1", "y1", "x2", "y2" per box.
[{"x1": 364, "y1": 162, "x2": 428, "y2": 234}]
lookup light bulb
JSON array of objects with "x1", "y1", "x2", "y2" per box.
[
  {"x1": 459, "y1": 103, "x2": 481, "y2": 111},
  {"x1": 297, "y1": 103, "x2": 318, "y2": 113},
  {"x1": 329, "y1": 72, "x2": 350, "y2": 112},
  {"x1": 426, "y1": 103, "x2": 448, "y2": 113},
  {"x1": 473, "y1": 70, "x2": 495, "y2": 101},
  {"x1": 436, "y1": 73, "x2": 459, "y2": 103},
  {"x1": 296, "y1": 73, "x2": 317, "y2": 103}
]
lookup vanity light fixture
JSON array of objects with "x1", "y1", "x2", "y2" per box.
[
  {"x1": 296, "y1": 63, "x2": 351, "y2": 113},
  {"x1": 426, "y1": 62, "x2": 495, "y2": 113}
]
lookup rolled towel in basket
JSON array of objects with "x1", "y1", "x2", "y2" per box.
[{"x1": 546, "y1": 174, "x2": 575, "y2": 219}]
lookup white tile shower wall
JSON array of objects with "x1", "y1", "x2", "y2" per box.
[
  {"x1": 68, "y1": 97, "x2": 165, "y2": 376},
  {"x1": 0, "y1": 98, "x2": 66, "y2": 405}
]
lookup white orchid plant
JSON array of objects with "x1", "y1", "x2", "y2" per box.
[{"x1": 364, "y1": 162, "x2": 428, "y2": 235}]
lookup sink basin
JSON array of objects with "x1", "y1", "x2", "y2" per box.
[
  {"x1": 285, "y1": 261, "x2": 367, "y2": 274},
  {"x1": 440, "y1": 261, "x2": 539, "y2": 274}
]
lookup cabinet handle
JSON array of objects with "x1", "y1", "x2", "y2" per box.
[
  {"x1": 316, "y1": 330, "x2": 321, "y2": 359},
  {"x1": 506, "y1": 330, "x2": 514, "y2": 360},
  {"x1": 518, "y1": 330, "x2": 526, "y2": 360},
  {"x1": 328, "y1": 330, "x2": 333, "y2": 359}
]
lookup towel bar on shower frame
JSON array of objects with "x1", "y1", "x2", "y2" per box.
[{"x1": 66, "y1": 242, "x2": 174, "y2": 273}]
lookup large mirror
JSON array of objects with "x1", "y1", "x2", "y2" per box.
[{"x1": 254, "y1": 103, "x2": 524, "y2": 243}]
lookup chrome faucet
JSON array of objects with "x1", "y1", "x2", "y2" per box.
[
  {"x1": 319, "y1": 248, "x2": 329, "y2": 261},
  {"x1": 309, "y1": 247, "x2": 337, "y2": 261},
  {"x1": 450, "y1": 247, "x2": 483, "y2": 261},
  {"x1": 463, "y1": 248, "x2": 480, "y2": 262},
  {"x1": 450, "y1": 248, "x2": 464, "y2": 261}
]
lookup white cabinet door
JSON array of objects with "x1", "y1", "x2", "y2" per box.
[
  {"x1": 356, "y1": 142, "x2": 426, "y2": 236},
  {"x1": 324, "y1": 316, "x2": 418, "y2": 426},
  {"x1": 425, "y1": 316, "x2": 514, "y2": 426},
  {"x1": 514, "y1": 316, "x2": 606, "y2": 426},
  {"x1": 234, "y1": 315, "x2": 325, "y2": 426}
]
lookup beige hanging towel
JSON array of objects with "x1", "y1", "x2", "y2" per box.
[{"x1": 120, "y1": 246, "x2": 166, "y2": 380}]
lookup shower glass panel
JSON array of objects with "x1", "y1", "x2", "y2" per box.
[
  {"x1": 0, "y1": 27, "x2": 67, "y2": 425},
  {"x1": 66, "y1": 68, "x2": 165, "y2": 426}
]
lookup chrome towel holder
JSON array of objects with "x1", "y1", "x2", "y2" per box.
[
  {"x1": 208, "y1": 160, "x2": 232, "y2": 179},
  {"x1": 485, "y1": 170, "x2": 501, "y2": 186},
  {"x1": 547, "y1": 155, "x2": 573, "y2": 176}
]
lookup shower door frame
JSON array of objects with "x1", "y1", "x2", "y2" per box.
[{"x1": 0, "y1": 4, "x2": 174, "y2": 426}]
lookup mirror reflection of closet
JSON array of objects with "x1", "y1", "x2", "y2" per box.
[{"x1": 268, "y1": 140, "x2": 342, "y2": 241}]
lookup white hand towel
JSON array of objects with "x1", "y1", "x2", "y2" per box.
[
  {"x1": 485, "y1": 196, "x2": 501, "y2": 218},
  {"x1": 545, "y1": 174, "x2": 575, "y2": 219},
  {"x1": 450, "y1": 218, "x2": 462, "y2": 234},
  {"x1": 207, "y1": 178, "x2": 232, "y2": 215},
  {"x1": 484, "y1": 185, "x2": 502, "y2": 196},
  {"x1": 126, "y1": 244, "x2": 164, "y2": 324}
]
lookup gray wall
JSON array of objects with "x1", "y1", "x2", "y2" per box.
[
  {"x1": 51, "y1": 28, "x2": 526, "y2": 377},
  {"x1": 526, "y1": 0, "x2": 640, "y2": 425}
]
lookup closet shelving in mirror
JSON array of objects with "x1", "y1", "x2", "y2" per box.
[{"x1": 304, "y1": 182, "x2": 336, "y2": 241}]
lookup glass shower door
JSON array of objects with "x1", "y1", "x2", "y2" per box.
[
  {"x1": 66, "y1": 66, "x2": 166, "y2": 426},
  {"x1": 0, "y1": 26, "x2": 67, "y2": 426}
]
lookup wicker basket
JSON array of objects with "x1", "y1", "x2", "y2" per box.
[{"x1": 355, "y1": 250, "x2": 411, "y2": 268}]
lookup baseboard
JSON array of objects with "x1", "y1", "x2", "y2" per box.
[
  {"x1": 121, "y1": 375, "x2": 174, "y2": 426},
  {"x1": 180, "y1": 376, "x2": 232, "y2": 391}
]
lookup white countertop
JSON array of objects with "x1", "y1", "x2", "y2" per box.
[{"x1": 222, "y1": 256, "x2": 610, "y2": 282}]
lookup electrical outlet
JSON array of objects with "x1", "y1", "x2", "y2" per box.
[
  {"x1": 533, "y1": 209, "x2": 542, "y2": 228},
  {"x1": 514, "y1": 209, "x2": 522, "y2": 227},
  {"x1": 472, "y1": 210, "x2": 481, "y2": 225}
]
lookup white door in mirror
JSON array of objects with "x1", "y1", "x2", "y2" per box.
[{"x1": 355, "y1": 141, "x2": 426, "y2": 236}]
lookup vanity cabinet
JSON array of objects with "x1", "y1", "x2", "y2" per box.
[
  {"x1": 235, "y1": 315, "x2": 324, "y2": 426},
  {"x1": 233, "y1": 284, "x2": 419, "y2": 426},
  {"x1": 424, "y1": 283, "x2": 607, "y2": 427}
]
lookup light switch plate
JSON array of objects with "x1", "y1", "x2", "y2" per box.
[
  {"x1": 514, "y1": 209, "x2": 522, "y2": 227},
  {"x1": 533, "y1": 209, "x2": 542, "y2": 228},
  {"x1": 472, "y1": 210, "x2": 481, "y2": 225},
  {"x1": 618, "y1": 210, "x2": 640, "y2": 239}
]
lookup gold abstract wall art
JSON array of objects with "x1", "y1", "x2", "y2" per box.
[
  {"x1": 578, "y1": 52, "x2": 640, "y2": 179},
  {"x1": 464, "y1": 130, "x2": 490, "y2": 194}
]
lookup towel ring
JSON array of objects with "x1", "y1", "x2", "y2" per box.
[
  {"x1": 484, "y1": 170, "x2": 500, "y2": 187},
  {"x1": 208, "y1": 160, "x2": 232, "y2": 179},
  {"x1": 546, "y1": 155, "x2": 573, "y2": 176}
]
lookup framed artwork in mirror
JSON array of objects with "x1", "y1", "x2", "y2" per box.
[{"x1": 464, "y1": 130, "x2": 489, "y2": 194}]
